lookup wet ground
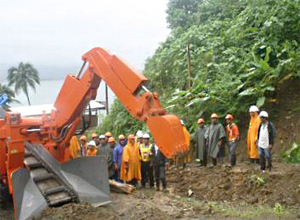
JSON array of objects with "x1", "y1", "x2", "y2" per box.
[{"x1": 2, "y1": 162, "x2": 299, "y2": 219}]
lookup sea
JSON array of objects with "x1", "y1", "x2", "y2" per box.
[{"x1": 7, "y1": 79, "x2": 115, "y2": 108}]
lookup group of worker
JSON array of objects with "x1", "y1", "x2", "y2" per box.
[
  {"x1": 69, "y1": 104, "x2": 275, "y2": 191},
  {"x1": 194, "y1": 105, "x2": 275, "y2": 172},
  {"x1": 76, "y1": 131, "x2": 168, "y2": 190}
]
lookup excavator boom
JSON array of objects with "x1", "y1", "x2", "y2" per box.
[{"x1": 0, "y1": 47, "x2": 188, "y2": 220}]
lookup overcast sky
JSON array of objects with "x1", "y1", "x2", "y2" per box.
[{"x1": 0, "y1": 0, "x2": 170, "y2": 81}]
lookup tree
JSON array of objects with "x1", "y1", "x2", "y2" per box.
[
  {"x1": 7, "y1": 62, "x2": 40, "y2": 106},
  {"x1": 0, "y1": 83, "x2": 17, "y2": 109}
]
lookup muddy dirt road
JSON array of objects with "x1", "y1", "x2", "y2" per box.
[
  {"x1": 1, "y1": 162, "x2": 299, "y2": 219},
  {"x1": 38, "y1": 162, "x2": 299, "y2": 220}
]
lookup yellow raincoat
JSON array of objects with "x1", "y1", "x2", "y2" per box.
[
  {"x1": 120, "y1": 141, "x2": 141, "y2": 182},
  {"x1": 69, "y1": 136, "x2": 80, "y2": 159},
  {"x1": 247, "y1": 112, "x2": 261, "y2": 159}
]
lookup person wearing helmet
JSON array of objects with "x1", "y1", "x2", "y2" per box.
[
  {"x1": 120, "y1": 135, "x2": 142, "y2": 186},
  {"x1": 247, "y1": 105, "x2": 261, "y2": 164},
  {"x1": 97, "y1": 135, "x2": 115, "y2": 179},
  {"x1": 107, "y1": 137, "x2": 116, "y2": 179},
  {"x1": 139, "y1": 133, "x2": 154, "y2": 188},
  {"x1": 79, "y1": 135, "x2": 88, "y2": 156},
  {"x1": 86, "y1": 140, "x2": 97, "y2": 156},
  {"x1": 92, "y1": 133, "x2": 100, "y2": 147},
  {"x1": 136, "y1": 130, "x2": 143, "y2": 146},
  {"x1": 225, "y1": 114, "x2": 240, "y2": 167},
  {"x1": 151, "y1": 143, "x2": 169, "y2": 191},
  {"x1": 204, "y1": 113, "x2": 226, "y2": 166},
  {"x1": 113, "y1": 135, "x2": 126, "y2": 182},
  {"x1": 256, "y1": 111, "x2": 275, "y2": 172},
  {"x1": 69, "y1": 136, "x2": 81, "y2": 159},
  {"x1": 195, "y1": 118, "x2": 207, "y2": 166}
]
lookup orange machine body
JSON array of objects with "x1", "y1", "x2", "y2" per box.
[{"x1": 0, "y1": 47, "x2": 188, "y2": 200}]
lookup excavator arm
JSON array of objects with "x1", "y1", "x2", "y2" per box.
[
  {"x1": 53, "y1": 47, "x2": 188, "y2": 158},
  {"x1": 0, "y1": 47, "x2": 189, "y2": 220}
]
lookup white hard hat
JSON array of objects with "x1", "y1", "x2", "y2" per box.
[
  {"x1": 88, "y1": 140, "x2": 96, "y2": 146},
  {"x1": 99, "y1": 135, "x2": 105, "y2": 139},
  {"x1": 136, "y1": 130, "x2": 143, "y2": 138},
  {"x1": 249, "y1": 105, "x2": 259, "y2": 112},
  {"x1": 180, "y1": 120, "x2": 184, "y2": 125},
  {"x1": 259, "y1": 111, "x2": 269, "y2": 118},
  {"x1": 143, "y1": 133, "x2": 150, "y2": 139}
]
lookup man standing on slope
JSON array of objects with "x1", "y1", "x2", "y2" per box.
[
  {"x1": 205, "y1": 113, "x2": 226, "y2": 166},
  {"x1": 247, "y1": 105, "x2": 261, "y2": 163},
  {"x1": 225, "y1": 114, "x2": 240, "y2": 167},
  {"x1": 113, "y1": 135, "x2": 126, "y2": 182},
  {"x1": 256, "y1": 111, "x2": 275, "y2": 172},
  {"x1": 195, "y1": 118, "x2": 207, "y2": 167}
]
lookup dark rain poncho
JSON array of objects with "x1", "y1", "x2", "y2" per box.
[
  {"x1": 195, "y1": 127, "x2": 207, "y2": 161},
  {"x1": 205, "y1": 123, "x2": 226, "y2": 158}
]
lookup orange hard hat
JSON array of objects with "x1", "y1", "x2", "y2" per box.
[
  {"x1": 105, "y1": 132, "x2": 112, "y2": 137},
  {"x1": 80, "y1": 135, "x2": 87, "y2": 141},
  {"x1": 197, "y1": 118, "x2": 204, "y2": 124},
  {"x1": 108, "y1": 137, "x2": 115, "y2": 143},
  {"x1": 128, "y1": 134, "x2": 135, "y2": 140},
  {"x1": 92, "y1": 133, "x2": 98, "y2": 138},
  {"x1": 225, "y1": 114, "x2": 234, "y2": 120},
  {"x1": 211, "y1": 113, "x2": 218, "y2": 119},
  {"x1": 118, "y1": 134, "x2": 125, "y2": 140}
]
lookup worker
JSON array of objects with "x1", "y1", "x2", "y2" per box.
[
  {"x1": 151, "y1": 143, "x2": 169, "y2": 191},
  {"x1": 225, "y1": 114, "x2": 240, "y2": 167},
  {"x1": 113, "y1": 135, "x2": 126, "y2": 182},
  {"x1": 139, "y1": 133, "x2": 154, "y2": 188},
  {"x1": 92, "y1": 133, "x2": 100, "y2": 147},
  {"x1": 205, "y1": 113, "x2": 226, "y2": 166},
  {"x1": 107, "y1": 137, "x2": 116, "y2": 179},
  {"x1": 86, "y1": 140, "x2": 97, "y2": 156},
  {"x1": 69, "y1": 136, "x2": 81, "y2": 159},
  {"x1": 256, "y1": 111, "x2": 275, "y2": 172},
  {"x1": 195, "y1": 118, "x2": 207, "y2": 167},
  {"x1": 99, "y1": 135, "x2": 108, "y2": 152},
  {"x1": 79, "y1": 135, "x2": 88, "y2": 156},
  {"x1": 136, "y1": 130, "x2": 143, "y2": 146},
  {"x1": 120, "y1": 134, "x2": 141, "y2": 186},
  {"x1": 177, "y1": 120, "x2": 190, "y2": 169},
  {"x1": 247, "y1": 105, "x2": 261, "y2": 163}
]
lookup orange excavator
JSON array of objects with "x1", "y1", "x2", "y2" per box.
[{"x1": 0, "y1": 47, "x2": 188, "y2": 220}]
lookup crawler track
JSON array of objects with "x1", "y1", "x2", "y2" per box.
[{"x1": 24, "y1": 145, "x2": 79, "y2": 207}]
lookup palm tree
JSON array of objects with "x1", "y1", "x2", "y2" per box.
[
  {"x1": 0, "y1": 83, "x2": 18, "y2": 109},
  {"x1": 7, "y1": 62, "x2": 40, "y2": 106}
]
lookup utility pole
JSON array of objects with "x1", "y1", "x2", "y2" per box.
[
  {"x1": 105, "y1": 83, "x2": 109, "y2": 115},
  {"x1": 187, "y1": 44, "x2": 191, "y2": 90}
]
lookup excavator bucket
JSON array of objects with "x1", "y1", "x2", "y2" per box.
[
  {"x1": 146, "y1": 114, "x2": 188, "y2": 159},
  {"x1": 12, "y1": 143, "x2": 110, "y2": 220}
]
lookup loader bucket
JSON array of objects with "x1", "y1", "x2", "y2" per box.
[
  {"x1": 12, "y1": 143, "x2": 110, "y2": 220},
  {"x1": 146, "y1": 114, "x2": 188, "y2": 159}
]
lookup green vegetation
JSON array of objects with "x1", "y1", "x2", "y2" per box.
[
  {"x1": 98, "y1": 0, "x2": 300, "y2": 136},
  {"x1": 282, "y1": 142, "x2": 300, "y2": 163},
  {"x1": 0, "y1": 83, "x2": 17, "y2": 109},
  {"x1": 175, "y1": 196, "x2": 296, "y2": 219},
  {"x1": 248, "y1": 174, "x2": 266, "y2": 188},
  {"x1": 7, "y1": 62, "x2": 40, "y2": 106}
]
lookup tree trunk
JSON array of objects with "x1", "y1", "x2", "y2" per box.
[{"x1": 25, "y1": 91, "x2": 31, "y2": 106}]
